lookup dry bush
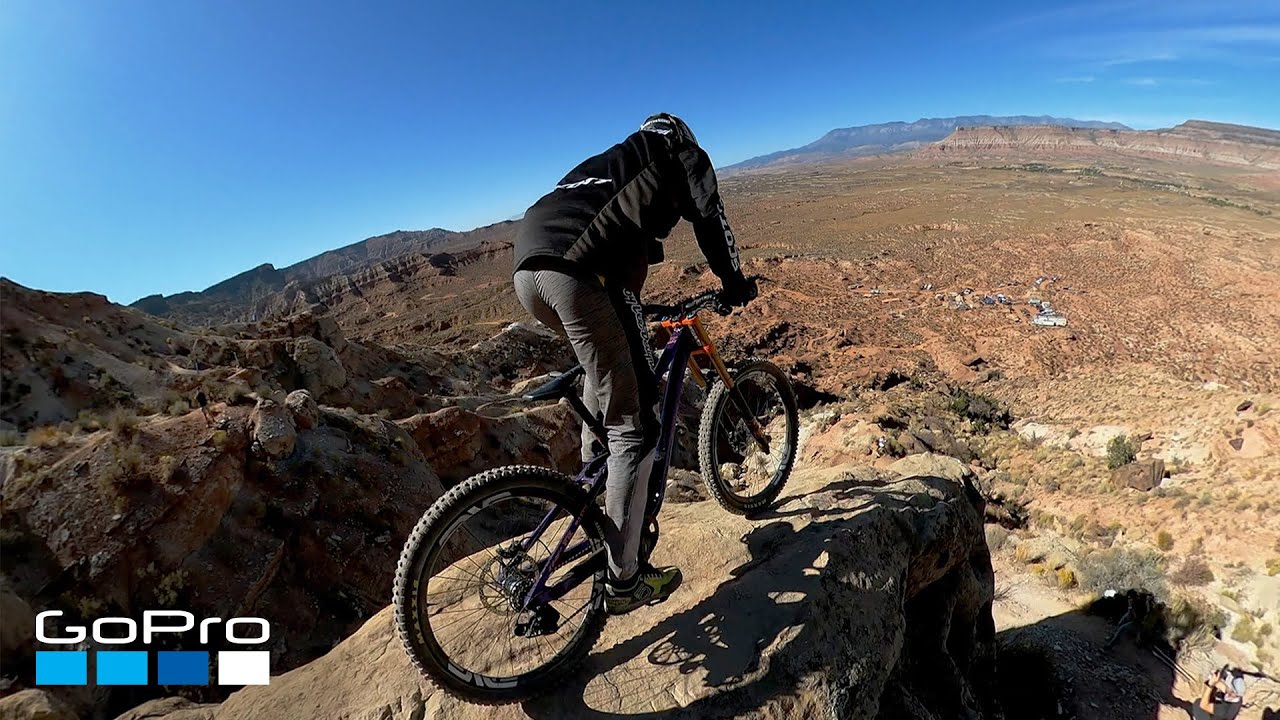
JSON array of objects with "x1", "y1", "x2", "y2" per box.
[
  {"x1": 73, "y1": 410, "x2": 105, "y2": 433},
  {"x1": 99, "y1": 441, "x2": 148, "y2": 494},
  {"x1": 1155, "y1": 530, "x2": 1175, "y2": 551},
  {"x1": 1169, "y1": 557, "x2": 1215, "y2": 586},
  {"x1": 1106, "y1": 435, "x2": 1138, "y2": 469},
  {"x1": 949, "y1": 389, "x2": 1011, "y2": 431},
  {"x1": 1056, "y1": 567, "x2": 1077, "y2": 589},
  {"x1": 1164, "y1": 594, "x2": 1227, "y2": 649},
  {"x1": 1233, "y1": 615, "x2": 1259, "y2": 645},
  {"x1": 25, "y1": 425, "x2": 66, "y2": 448},
  {"x1": 107, "y1": 408, "x2": 139, "y2": 438},
  {"x1": 1077, "y1": 547, "x2": 1168, "y2": 598},
  {"x1": 1015, "y1": 543, "x2": 1044, "y2": 565},
  {"x1": 211, "y1": 430, "x2": 231, "y2": 450}
]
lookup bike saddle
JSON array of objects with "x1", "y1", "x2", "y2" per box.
[{"x1": 523, "y1": 365, "x2": 585, "y2": 401}]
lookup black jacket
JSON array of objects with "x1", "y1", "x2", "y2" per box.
[{"x1": 514, "y1": 129, "x2": 743, "y2": 288}]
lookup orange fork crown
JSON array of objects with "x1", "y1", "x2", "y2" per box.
[{"x1": 659, "y1": 313, "x2": 735, "y2": 391}]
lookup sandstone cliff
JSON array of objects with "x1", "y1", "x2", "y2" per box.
[
  {"x1": 926, "y1": 121, "x2": 1280, "y2": 170},
  {"x1": 117, "y1": 460, "x2": 1000, "y2": 720}
]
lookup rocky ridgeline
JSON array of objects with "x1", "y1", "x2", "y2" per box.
[
  {"x1": 109, "y1": 458, "x2": 998, "y2": 720},
  {"x1": 0, "y1": 277, "x2": 569, "y2": 433},
  {"x1": 131, "y1": 223, "x2": 517, "y2": 326},
  {"x1": 0, "y1": 281, "x2": 586, "y2": 714},
  {"x1": 0, "y1": 279, "x2": 1019, "y2": 719},
  {"x1": 251, "y1": 242, "x2": 514, "y2": 324},
  {"x1": 926, "y1": 122, "x2": 1280, "y2": 170}
]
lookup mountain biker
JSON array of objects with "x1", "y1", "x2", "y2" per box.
[{"x1": 513, "y1": 113, "x2": 757, "y2": 614}]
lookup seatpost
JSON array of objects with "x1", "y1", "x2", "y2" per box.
[{"x1": 564, "y1": 393, "x2": 608, "y2": 445}]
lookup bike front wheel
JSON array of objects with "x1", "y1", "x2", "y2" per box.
[
  {"x1": 392, "y1": 465, "x2": 609, "y2": 704},
  {"x1": 697, "y1": 359, "x2": 799, "y2": 515}
]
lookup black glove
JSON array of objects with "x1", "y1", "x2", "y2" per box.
[{"x1": 719, "y1": 275, "x2": 757, "y2": 308}]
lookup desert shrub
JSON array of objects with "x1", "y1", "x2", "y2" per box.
[
  {"x1": 949, "y1": 389, "x2": 1011, "y2": 431},
  {"x1": 107, "y1": 408, "x2": 139, "y2": 438},
  {"x1": 1169, "y1": 557, "x2": 1214, "y2": 586},
  {"x1": 211, "y1": 430, "x2": 231, "y2": 450},
  {"x1": 1155, "y1": 530, "x2": 1174, "y2": 551},
  {"x1": 154, "y1": 569, "x2": 188, "y2": 608},
  {"x1": 1164, "y1": 594, "x2": 1227, "y2": 648},
  {"x1": 1198, "y1": 492, "x2": 1213, "y2": 507},
  {"x1": 1041, "y1": 477, "x2": 1062, "y2": 492},
  {"x1": 1232, "y1": 615, "x2": 1259, "y2": 645},
  {"x1": 71, "y1": 410, "x2": 104, "y2": 433},
  {"x1": 1259, "y1": 622, "x2": 1273, "y2": 638},
  {"x1": 1015, "y1": 543, "x2": 1044, "y2": 565},
  {"x1": 26, "y1": 425, "x2": 67, "y2": 448},
  {"x1": 166, "y1": 398, "x2": 190, "y2": 416},
  {"x1": 1266, "y1": 557, "x2": 1280, "y2": 576},
  {"x1": 985, "y1": 525, "x2": 1010, "y2": 552},
  {"x1": 1106, "y1": 435, "x2": 1138, "y2": 469},
  {"x1": 1077, "y1": 547, "x2": 1167, "y2": 598},
  {"x1": 155, "y1": 455, "x2": 183, "y2": 484},
  {"x1": 99, "y1": 441, "x2": 147, "y2": 495},
  {"x1": 1173, "y1": 496, "x2": 1192, "y2": 510},
  {"x1": 1056, "y1": 567, "x2": 1077, "y2": 589}
]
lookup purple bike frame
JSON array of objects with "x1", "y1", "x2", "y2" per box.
[{"x1": 519, "y1": 322, "x2": 700, "y2": 608}]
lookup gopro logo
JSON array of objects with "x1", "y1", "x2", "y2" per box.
[{"x1": 35, "y1": 610, "x2": 271, "y2": 686}]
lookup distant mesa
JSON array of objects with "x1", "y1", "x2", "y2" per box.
[
  {"x1": 926, "y1": 120, "x2": 1280, "y2": 170},
  {"x1": 725, "y1": 115, "x2": 1132, "y2": 170}
]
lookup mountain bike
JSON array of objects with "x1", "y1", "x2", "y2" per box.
[{"x1": 392, "y1": 286, "x2": 799, "y2": 704}]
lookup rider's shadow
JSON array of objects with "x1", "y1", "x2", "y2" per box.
[
  {"x1": 522, "y1": 479, "x2": 919, "y2": 719},
  {"x1": 643, "y1": 520, "x2": 815, "y2": 688}
]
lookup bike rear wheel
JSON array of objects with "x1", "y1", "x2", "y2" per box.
[
  {"x1": 697, "y1": 359, "x2": 799, "y2": 515},
  {"x1": 393, "y1": 465, "x2": 608, "y2": 704}
]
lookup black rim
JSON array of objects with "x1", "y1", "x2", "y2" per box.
[
  {"x1": 712, "y1": 369, "x2": 794, "y2": 502},
  {"x1": 415, "y1": 485, "x2": 604, "y2": 688}
]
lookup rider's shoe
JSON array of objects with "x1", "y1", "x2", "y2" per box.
[{"x1": 605, "y1": 563, "x2": 683, "y2": 615}]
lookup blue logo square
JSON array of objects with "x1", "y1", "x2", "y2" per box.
[
  {"x1": 36, "y1": 651, "x2": 87, "y2": 685},
  {"x1": 157, "y1": 651, "x2": 209, "y2": 685},
  {"x1": 97, "y1": 651, "x2": 148, "y2": 685}
]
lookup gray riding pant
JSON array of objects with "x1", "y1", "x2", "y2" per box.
[{"x1": 513, "y1": 267, "x2": 658, "y2": 581}]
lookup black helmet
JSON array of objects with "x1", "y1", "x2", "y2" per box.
[{"x1": 640, "y1": 113, "x2": 698, "y2": 146}]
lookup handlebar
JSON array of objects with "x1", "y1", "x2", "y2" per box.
[
  {"x1": 641, "y1": 275, "x2": 764, "y2": 320},
  {"x1": 642, "y1": 291, "x2": 725, "y2": 319}
]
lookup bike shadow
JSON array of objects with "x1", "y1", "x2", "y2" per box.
[{"x1": 520, "y1": 476, "x2": 920, "y2": 719}]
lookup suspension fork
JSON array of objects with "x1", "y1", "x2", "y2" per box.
[{"x1": 687, "y1": 316, "x2": 771, "y2": 452}]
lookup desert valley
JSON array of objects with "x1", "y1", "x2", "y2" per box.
[{"x1": 2, "y1": 118, "x2": 1279, "y2": 719}]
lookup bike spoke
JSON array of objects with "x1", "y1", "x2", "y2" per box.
[{"x1": 416, "y1": 486, "x2": 603, "y2": 683}]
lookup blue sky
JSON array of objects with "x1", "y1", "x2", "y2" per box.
[{"x1": 2, "y1": 0, "x2": 1277, "y2": 304}]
